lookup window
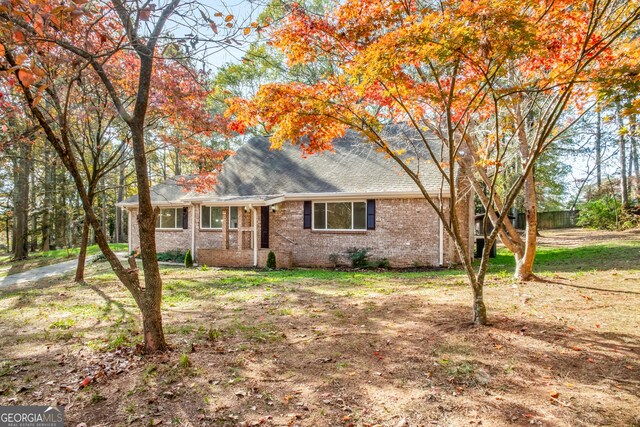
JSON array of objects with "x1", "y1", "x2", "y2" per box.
[
  {"x1": 201, "y1": 206, "x2": 223, "y2": 229},
  {"x1": 229, "y1": 207, "x2": 239, "y2": 229},
  {"x1": 313, "y1": 202, "x2": 367, "y2": 230},
  {"x1": 155, "y1": 208, "x2": 181, "y2": 229}
]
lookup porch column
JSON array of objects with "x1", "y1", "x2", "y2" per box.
[
  {"x1": 191, "y1": 203, "x2": 197, "y2": 262},
  {"x1": 238, "y1": 207, "x2": 245, "y2": 250},
  {"x1": 251, "y1": 207, "x2": 258, "y2": 267},
  {"x1": 222, "y1": 207, "x2": 229, "y2": 249}
]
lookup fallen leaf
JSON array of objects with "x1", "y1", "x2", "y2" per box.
[{"x1": 79, "y1": 376, "x2": 92, "y2": 388}]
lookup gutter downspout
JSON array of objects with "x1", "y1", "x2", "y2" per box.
[
  {"x1": 127, "y1": 208, "x2": 132, "y2": 253},
  {"x1": 439, "y1": 217, "x2": 444, "y2": 267},
  {"x1": 251, "y1": 206, "x2": 258, "y2": 267},
  {"x1": 191, "y1": 203, "x2": 196, "y2": 264}
]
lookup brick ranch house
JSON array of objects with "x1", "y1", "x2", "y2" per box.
[{"x1": 118, "y1": 133, "x2": 474, "y2": 268}]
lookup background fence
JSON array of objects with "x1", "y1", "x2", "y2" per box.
[{"x1": 515, "y1": 210, "x2": 580, "y2": 230}]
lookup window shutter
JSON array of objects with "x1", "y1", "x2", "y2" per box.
[
  {"x1": 303, "y1": 201, "x2": 311, "y2": 229},
  {"x1": 367, "y1": 200, "x2": 376, "y2": 230},
  {"x1": 182, "y1": 207, "x2": 188, "y2": 229}
]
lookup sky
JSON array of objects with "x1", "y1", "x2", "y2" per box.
[{"x1": 161, "y1": 0, "x2": 268, "y2": 71}]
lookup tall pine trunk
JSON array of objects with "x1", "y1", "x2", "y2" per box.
[
  {"x1": 616, "y1": 105, "x2": 629, "y2": 208},
  {"x1": 12, "y1": 139, "x2": 32, "y2": 260},
  {"x1": 630, "y1": 115, "x2": 639, "y2": 198},
  {"x1": 29, "y1": 163, "x2": 37, "y2": 253},
  {"x1": 41, "y1": 147, "x2": 51, "y2": 251}
]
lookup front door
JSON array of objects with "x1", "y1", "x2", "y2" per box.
[{"x1": 260, "y1": 206, "x2": 270, "y2": 249}]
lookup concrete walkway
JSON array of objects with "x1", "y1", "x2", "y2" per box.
[{"x1": 0, "y1": 253, "x2": 128, "y2": 287}]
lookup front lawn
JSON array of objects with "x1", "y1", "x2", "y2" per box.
[{"x1": 0, "y1": 229, "x2": 638, "y2": 426}]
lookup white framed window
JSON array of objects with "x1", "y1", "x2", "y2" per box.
[
  {"x1": 155, "y1": 208, "x2": 181, "y2": 229},
  {"x1": 201, "y1": 206, "x2": 223, "y2": 229},
  {"x1": 229, "y1": 206, "x2": 239, "y2": 229},
  {"x1": 313, "y1": 201, "x2": 366, "y2": 230}
]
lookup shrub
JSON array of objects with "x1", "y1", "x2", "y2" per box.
[
  {"x1": 346, "y1": 247, "x2": 371, "y2": 268},
  {"x1": 200, "y1": 264, "x2": 209, "y2": 271},
  {"x1": 266, "y1": 251, "x2": 276, "y2": 269},
  {"x1": 577, "y1": 195, "x2": 639, "y2": 230},
  {"x1": 184, "y1": 250, "x2": 194, "y2": 268},
  {"x1": 92, "y1": 253, "x2": 107, "y2": 263},
  {"x1": 369, "y1": 258, "x2": 390, "y2": 269},
  {"x1": 157, "y1": 250, "x2": 185, "y2": 263},
  {"x1": 328, "y1": 253, "x2": 341, "y2": 268}
]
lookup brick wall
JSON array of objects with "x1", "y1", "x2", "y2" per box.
[
  {"x1": 128, "y1": 207, "x2": 191, "y2": 254},
  {"x1": 268, "y1": 198, "x2": 460, "y2": 268},
  {"x1": 128, "y1": 197, "x2": 472, "y2": 268},
  {"x1": 198, "y1": 248, "x2": 292, "y2": 268}
]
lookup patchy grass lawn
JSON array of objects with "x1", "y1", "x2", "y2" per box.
[
  {"x1": 0, "y1": 229, "x2": 638, "y2": 426},
  {"x1": 0, "y1": 243, "x2": 128, "y2": 278}
]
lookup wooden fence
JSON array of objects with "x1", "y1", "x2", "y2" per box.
[{"x1": 515, "y1": 210, "x2": 580, "y2": 230}]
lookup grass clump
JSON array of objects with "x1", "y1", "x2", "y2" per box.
[{"x1": 49, "y1": 318, "x2": 76, "y2": 330}]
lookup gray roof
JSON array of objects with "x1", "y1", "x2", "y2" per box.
[
  {"x1": 121, "y1": 176, "x2": 196, "y2": 205},
  {"x1": 122, "y1": 128, "x2": 449, "y2": 205}
]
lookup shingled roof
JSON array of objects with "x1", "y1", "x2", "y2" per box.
[{"x1": 120, "y1": 128, "x2": 450, "y2": 206}]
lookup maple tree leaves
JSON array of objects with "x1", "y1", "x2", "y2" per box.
[{"x1": 222, "y1": 0, "x2": 640, "y2": 325}]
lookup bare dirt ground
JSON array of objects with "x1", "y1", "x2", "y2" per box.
[{"x1": 0, "y1": 229, "x2": 638, "y2": 427}]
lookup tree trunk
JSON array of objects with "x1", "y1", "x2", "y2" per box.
[
  {"x1": 630, "y1": 115, "x2": 639, "y2": 198},
  {"x1": 13, "y1": 139, "x2": 32, "y2": 260},
  {"x1": 141, "y1": 301, "x2": 166, "y2": 351},
  {"x1": 75, "y1": 216, "x2": 90, "y2": 283},
  {"x1": 115, "y1": 156, "x2": 125, "y2": 243},
  {"x1": 174, "y1": 147, "x2": 181, "y2": 175},
  {"x1": 596, "y1": 108, "x2": 602, "y2": 190},
  {"x1": 132, "y1": 121, "x2": 168, "y2": 352},
  {"x1": 41, "y1": 148, "x2": 51, "y2": 251},
  {"x1": 512, "y1": 100, "x2": 538, "y2": 281},
  {"x1": 55, "y1": 172, "x2": 68, "y2": 248},
  {"x1": 5, "y1": 217, "x2": 10, "y2": 252},
  {"x1": 616, "y1": 105, "x2": 629, "y2": 208},
  {"x1": 29, "y1": 162, "x2": 37, "y2": 253},
  {"x1": 514, "y1": 171, "x2": 538, "y2": 280},
  {"x1": 472, "y1": 283, "x2": 488, "y2": 326}
]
